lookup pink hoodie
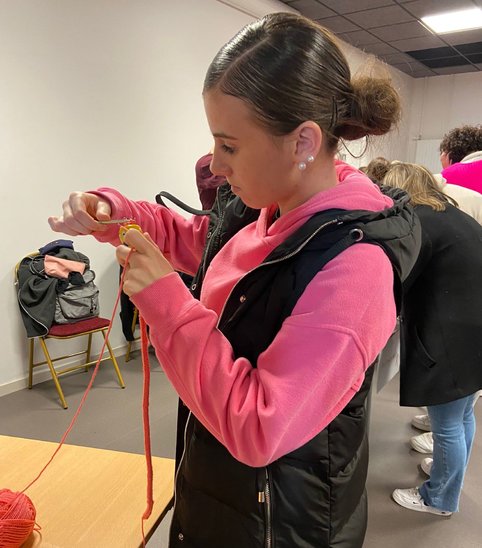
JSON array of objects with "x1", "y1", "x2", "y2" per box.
[
  {"x1": 93, "y1": 162, "x2": 396, "y2": 466},
  {"x1": 442, "y1": 158, "x2": 482, "y2": 194}
]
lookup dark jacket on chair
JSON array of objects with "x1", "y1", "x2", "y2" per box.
[{"x1": 17, "y1": 248, "x2": 90, "y2": 337}]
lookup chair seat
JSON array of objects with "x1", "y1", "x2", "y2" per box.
[{"x1": 48, "y1": 317, "x2": 111, "y2": 337}]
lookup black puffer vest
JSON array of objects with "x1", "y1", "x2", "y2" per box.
[{"x1": 169, "y1": 185, "x2": 421, "y2": 548}]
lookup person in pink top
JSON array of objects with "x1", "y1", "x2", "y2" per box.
[
  {"x1": 440, "y1": 124, "x2": 482, "y2": 194},
  {"x1": 49, "y1": 13, "x2": 420, "y2": 548}
]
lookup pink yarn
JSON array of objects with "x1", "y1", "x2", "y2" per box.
[{"x1": 0, "y1": 489, "x2": 37, "y2": 548}]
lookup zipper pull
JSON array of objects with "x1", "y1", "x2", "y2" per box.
[{"x1": 256, "y1": 468, "x2": 266, "y2": 503}]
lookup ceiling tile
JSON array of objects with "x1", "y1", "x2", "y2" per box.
[
  {"x1": 432, "y1": 65, "x2": 479, "y2": 75},
  {"x1": 455, "y1": 41, "x2": 482, "y2": 54},
  {"x1": 392, "y1": 59, "x2": 427, "y2": 71},
  {"x1": 401, "y1": 0, "x2": 476, "y2": 19},
  {"x1": 378, "y1": 52, "x2": 417, "y2": 64},
  {"x1": 288, "y1": 0, "x2": 336, "y2": 19},
  {"x1": 423, "y1": 56, "x2": 471, "y2": 68},
  {"x1": 369, "y1": 21, "x2": 433, "y2": 41},
  {"x1": 344, "y1": 5, "x2": 414, "y2": 28},
  {"x1": 393, "y1": 64, "x2": 436, "y2": 77},
  {"x1": 362, "y1": 42, "x2": 399, "y2": 55},
  {"x1": 318, "y1": 0, "x2": 395, "y2": 14},
  {"x1": 337, "y1": 29, "x2": 381, "y2": 46},
  {"x1": 390, "y1": 35, "x2": 446, "y2": 51},
  {"x1": 392, "y1": 60, "x2": 435, "y2": 74},
  {"x1": 316, "y1": 15, "x2": 359, "y2": 32},
  {"x1": 445, "y1": 30, "x2": 482, "y2": 46},
  {"x1": 467, "y1": 52, "x2": 482, "y2": 63}
]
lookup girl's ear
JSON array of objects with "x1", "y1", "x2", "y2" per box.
[{"x1": 293, "y1": 121, "x2": 323, "y2": 164}]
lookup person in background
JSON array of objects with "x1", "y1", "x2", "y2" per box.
[
  {"x1": 411, "y1": 125, "x2": 482, "y2": 453},
  {"x1": 439, "y1": 124, "x2": 482, "y2": 194},
  {"x1": 48, "y1": 14, "x2": 420, "y2": 547},
  {"x1": 383, "y1": 162, "x2": 482, "y2": 517},
  {"x1": 364, "y1": 156, "x2": 391, "y2": 185}
]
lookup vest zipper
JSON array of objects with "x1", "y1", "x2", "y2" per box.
[
  {"x1": 169, "y1": 410, "x2": 191, "y2": 542},
  {"x1": 217, "y1": 217, "x2": 342, "y2": 328},
  {"x1": 257, "y1": 467, "x2": 273, "y2": 548}
]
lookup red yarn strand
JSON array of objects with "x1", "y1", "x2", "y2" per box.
[{"x1": 139, "y1": 316, "x2": 154, "y2": 545}]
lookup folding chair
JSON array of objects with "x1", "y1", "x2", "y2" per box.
[{"x1": 16, "y1": 253, "x2": 125, "y2": 409}]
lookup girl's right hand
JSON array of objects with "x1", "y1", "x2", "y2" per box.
[{"x1": 48, "y1": 191, "x2": 112, "y2": 236}]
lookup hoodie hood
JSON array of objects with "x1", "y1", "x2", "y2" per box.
[
  {"x1": 441, "y1": 152, "x2": 482, "y2": 194},
  {"x1": 262, "y1": 161, "x2": 393, "y2": 236},
  {"x1": 264, "y1": 162, "x2": 421, "y2": 286}
]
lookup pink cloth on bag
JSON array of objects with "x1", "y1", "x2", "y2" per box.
[{"x1": 44, "y1": 255, "x2": 86, "y2": 279}]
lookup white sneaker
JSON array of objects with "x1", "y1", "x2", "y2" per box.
[
  {"x1": 421, "y1": 457, "x2": 433, "y2": 476},
  {"x1": 410, "y1": 432, "x2": 433, "y2": 454},
  {"x1": 392, "y1": 487, "x2": 451, "y2": 516},
  {"x1": 411, "y1": 413, "x2": 431, "y2": 431}
]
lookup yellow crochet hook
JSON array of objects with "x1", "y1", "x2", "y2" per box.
[{"x1": 118, "y1": 223, "x2": 142, "y2": 245}]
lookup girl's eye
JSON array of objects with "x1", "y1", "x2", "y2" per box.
[{"x1": 221, "y1": 144, "x2": 235, "y2": 154}]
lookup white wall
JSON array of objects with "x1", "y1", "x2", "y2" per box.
[
  {"x1": 406, "y1": 71, "x2": 482, "y2": 166},
  {"x1": 2, "y1": 0, "x2": 480, "y2": 394},
  {"x1": 1, "y1": 0, "x2": 256, "y2": 393}
]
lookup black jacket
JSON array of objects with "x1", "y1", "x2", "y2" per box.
[
  {"x1": 170, "y1": 185, "x2": 421, "y2": 548},
  {"x1": 17, "y1": 248, "x2": 90, "y2": 337},
  {"x1": 399, "y1": 204, "x2": 482, "y2": 407}
]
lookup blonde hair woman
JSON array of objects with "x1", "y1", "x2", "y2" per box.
[{"x1": 384, "y1": 162, "x2": 482, "y2": 516}]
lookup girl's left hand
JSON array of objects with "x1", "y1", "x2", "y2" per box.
[{"x1": 116, "y1": 229, "x2": 174, "y2": 296}]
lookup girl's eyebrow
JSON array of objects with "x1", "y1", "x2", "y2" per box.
[{"x1": 213, "y1": 132, "x2": 238, "y2": 140}]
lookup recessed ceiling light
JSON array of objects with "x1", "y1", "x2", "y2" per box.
[{"x1": 422, "y1": 7, "x2": 482, "y2": 34}]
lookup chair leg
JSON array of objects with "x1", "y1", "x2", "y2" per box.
[
  {"x1": 28, "y1": 339, "x2": 34, "y2": 389},
  {"x1": 102, "y1": 330, "x2": 125, "y2": 388},
  {"x1": 38, "y1": 337, "x2": 68, "y2": 409},
  {"x1": 85, "y1": 333, "x2": 93, "y2": 372},
  {"x1": 125, "y1": 340, "x2": 133, "y2": 363}
]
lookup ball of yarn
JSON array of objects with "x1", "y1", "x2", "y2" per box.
[{"x1": 0, "y1": 489, "x2": 36, "y2": 548}]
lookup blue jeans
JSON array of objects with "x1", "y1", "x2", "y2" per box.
[{"x1": 419, "y1": 394, "x2": 476, "y2": 512}]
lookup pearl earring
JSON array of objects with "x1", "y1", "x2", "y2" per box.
[{"x1": 298, "y1": 155, "x2": 315, "y2": 171}]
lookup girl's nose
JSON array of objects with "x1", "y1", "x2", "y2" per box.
[{"x1": 210, "y1": 151, "x2": 231, "y2": 178}]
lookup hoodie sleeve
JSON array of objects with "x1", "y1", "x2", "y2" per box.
[
  {"x1": 89, "y1": 187, "x2": 210, "y2": 276},
  {"x1": 132, "y1": 242, "x2": 396, "y2": 467}
]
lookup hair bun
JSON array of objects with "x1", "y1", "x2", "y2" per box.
[{"x1": 335, "y1": 76, "x2": 401, "y2": 141}]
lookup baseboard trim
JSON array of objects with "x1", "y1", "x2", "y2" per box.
[{"x1": 0, "y1": 341, "x2": 141, "y2": 398}]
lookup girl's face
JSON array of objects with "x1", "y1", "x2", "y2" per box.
[{"x1": 203, "y1": 89, "x2": 302, "y2": 213}]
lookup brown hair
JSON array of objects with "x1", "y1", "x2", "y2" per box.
[
  {"x1": 439, "y1": 125, "x2": 482, "y2": 164},
  {"x1": 364, "y1": 157, "x2": 391, "y2": 184},
  {"x1": 383, "y1": 162, "x2": 458, "y2": 211},
  {"x1": 203, "y1": 13, "x2": 401, "y2": 152}
]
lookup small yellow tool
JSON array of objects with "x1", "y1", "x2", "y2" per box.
[
  {"x1": 118, "y1": 223, "x2": 142, "y2": 245},
  {"x1": 98, "y1": 218, "x2": 142, "y2": 245}
]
